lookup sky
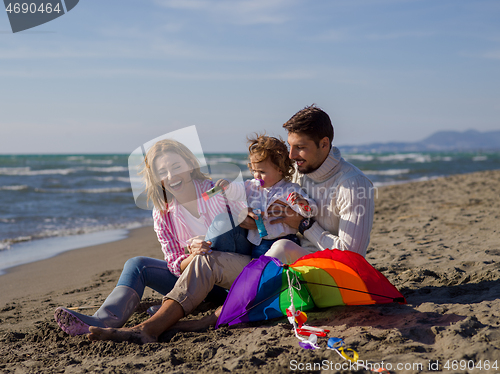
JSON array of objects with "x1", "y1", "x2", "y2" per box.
[{"x1": 0, "y1": 0, "x2": 499, "y2": 154}]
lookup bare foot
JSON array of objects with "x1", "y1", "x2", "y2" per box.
[
  {"x1": 88, "y1": 326, "x2": 157, "y2": 344},
  {"x1": 171, "y1": 313, "x2": 218, "y2": 332}
]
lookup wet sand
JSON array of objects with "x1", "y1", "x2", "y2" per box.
[{"x1": 1, "y1": 170, "x2": 500, "y2": 373}]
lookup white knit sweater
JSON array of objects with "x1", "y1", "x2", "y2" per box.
[{"x1": 293, "y1": 146, "x2": 375, "y2": 257}]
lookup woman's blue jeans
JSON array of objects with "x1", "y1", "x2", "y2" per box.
[
  {"x1": 117, "y1": 213, "x2": 252, "y2": 298},
  {"x1": 116, "y1": 256, "x2": 178, "y2": 298}
]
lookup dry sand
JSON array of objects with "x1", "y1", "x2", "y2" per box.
[{"x1": 1, "y1": 170, "x2": 500, "y2": 373}]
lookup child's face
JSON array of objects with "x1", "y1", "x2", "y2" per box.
[{"x1": 249, "y1": 156, "x2": 283, "y2": 188}]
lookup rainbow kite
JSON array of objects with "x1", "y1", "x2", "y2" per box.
[{"x1": 216, "y1": 249, "x2": 406, "y2": 328}]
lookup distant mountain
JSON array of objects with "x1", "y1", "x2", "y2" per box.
[{"x1": 339, "y1": 129, "x2": 500, "y2": 153}]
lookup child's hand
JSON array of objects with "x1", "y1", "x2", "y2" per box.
[
  {"x1": 215, "y1": 179, "x2": 229, "y2": 189},
  {"x1": 287, "y1": 192, "x2": 311, "y2": 212},
  {"x1": 287, "y1": 192, "x2": 308, "y2": 206}
]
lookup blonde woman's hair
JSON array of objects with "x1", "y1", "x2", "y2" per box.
[{"x1": 140, "y1": 139, "x2": 209, "y2": 211}]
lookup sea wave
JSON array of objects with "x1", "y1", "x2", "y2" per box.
[
  {"x1": 34, "y1": 187, "x2": 132, "y2": 194},
  {"x1": 344, "y1": 154, "x2": 375, "y2": 162},
  {"x1": 207, "y1": 157, "x2": 235, "y2": 164},
  {"x1": 0, "y1": 235, "x2": 32, "y2": 250},
  {"x1": 0, "y1": 218, "x2": 152, "y2": 251},
  {"x1": 67, "y1": 156, "x2": 115, "y2": 165},
  {"x1": 373, "y1": 175, "x2": 443, "y2": 187},
  {"x1": 93, "y1": 176, "x2": 131, "y2": 183},
  {"x1": 82, "y1": 159, "x2": 114, "y2": 165},
  {"x1": 363, "y1": 169, "x2": 411, "y2": 176},
  {"x1": 376, "y1": 153, "x2": 432, "y2": 163},
  {"x1": 0, "y1": 185, "x2": 29, "y2": 191},
  {"x1": 86, "y1": 166, "x2": 129, "y2": 172},
  {"x1": 0, "y1": 167, "x2": 78, "y2": 176}
]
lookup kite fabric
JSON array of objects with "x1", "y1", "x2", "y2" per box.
[{"x1": 215, "y1": 249, "x2": 406, "y2": 328}]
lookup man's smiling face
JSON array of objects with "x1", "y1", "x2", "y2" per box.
[{"x1": 287, "y1": 132, "x2": 329, "y2": 174}]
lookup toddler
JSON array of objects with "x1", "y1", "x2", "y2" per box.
[{"x1": 216, "y1": 134, "x2": 316, "y2": 258}]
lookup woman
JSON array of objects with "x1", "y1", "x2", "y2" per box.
[{"x1": 54, "y1": 139, "x2": 251, "y2": 336}]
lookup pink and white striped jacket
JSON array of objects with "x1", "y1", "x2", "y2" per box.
[{"x1": 152, "y1": 179, "x2": 245, "y2": 277}]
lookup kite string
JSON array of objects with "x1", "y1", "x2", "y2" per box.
[
  {"x1": 285, "y1": 269, "x2": 320, "y2": 348},
  {"x1": 285, "y1": 270, "x2": 389, "y2": 372}
]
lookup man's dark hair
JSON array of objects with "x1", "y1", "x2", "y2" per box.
[{"x1": 283, "y1": 104, "x2": 334, "y2": 146}]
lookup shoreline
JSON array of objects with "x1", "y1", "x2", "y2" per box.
[
  {"x1": 0, "y1": 228, "x2": 132, "y2": 276},
  {"x1": 0, "y1": 226, "x2": 161, "y2": 311}
]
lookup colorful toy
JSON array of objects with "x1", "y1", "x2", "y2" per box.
[
  {"x1": 287, "y1": 192, "x2": 311, "y2": 212},
  {"x1": 216, "y1": 249, "x2": 406, "y2": 328},
  {"x1": 202, "y1": 185, "x2": 224, "y2": 201},
  {"x1": 216, "y1": 250, "x2": 401, "y2": 374},
  {"x1": 253, "y1": 209, "x2": 268, "y2": 237},
  {"x1": 253, "y1": 178, "x2": 264, "y2": 187}
]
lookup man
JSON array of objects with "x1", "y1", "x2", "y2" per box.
[
  {"x1": 265, "y1": 104, "x2": 374, "y2": 263},
  {"x1": 88, "y1": 105, "x2": 375, "y2": 343}
]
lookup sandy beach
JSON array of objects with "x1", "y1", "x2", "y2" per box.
[{"x1": 1, "y1": 170, "x2": 499, "y2": 373}]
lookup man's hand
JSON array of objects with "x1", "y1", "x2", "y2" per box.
[{"x1": 267, "y1": 201, "x2": 304, "y2": 230}]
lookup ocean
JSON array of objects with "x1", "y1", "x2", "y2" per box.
[{"x1": 1, "y1": 151, "x2": 499, "y2": 274}]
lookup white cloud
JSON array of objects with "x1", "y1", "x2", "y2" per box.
[
  {"x1": 365, "y1": 30, "x2": 435, "y2": 40},
  {"x1": 482, "y1": 50, "x2": 500, "y2": 60},
  {"x1": 153, "y1": 0, "x2": 294, "y2": 25},
  {"x1": 306, "y1": 28, "x2": 434, "y2": 43}
]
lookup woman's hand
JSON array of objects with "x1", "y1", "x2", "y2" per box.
[
  {"x1": 187, "y1": 237, "x2": 212, "y2": 255},
  {"x1": 215, "y1": 179, "x2": 230, "y2": 189}
]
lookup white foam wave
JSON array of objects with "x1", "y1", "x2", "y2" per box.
[
  {"x1": 0, "y1": 185, "x2": 29, "y2": 191},
  {"x1": 363, "y1": 168, "x2": 410, "y2": 176},
  {"x1": 207, "y1": 157, "x2": 235, "y2": 164},
  {"x1": 472, "y1": 156, "x2": 488, "y2": 161},
  {"x1": 0, "y1": 219, "x2": 152, "y2": 251},
  {"x1": 93, "y1": 176, "x2": 115, "y2": 182},
  {"x1": 0, "y1": 167, "x2": 77, "y2": 176},
  {"x1": 67, "y1": 156, "x2": 114, "y2": 165},
  {"x1": 373, "y1": 175, "x2": 443, "y2": 187},
  {"x1": 83, "y1": 159, "x2": 114, "y2": 165},
  {"x1": 35, "y1": 187, "x2": 131, "y2": 194},
  {"x1": 377, "y1": 153, "x2": 431, "y2": 163},
  {"x1": 0, "y1": 235, "x2": 32, "y2": 250},
  {"x1": 86, "y1": 166, "x2": 128, "y2": 172},
  {"x1": 92, "y1": 176, "x2": 131, "y2": 183},
  {"x1": 344, "y1": 154, "x2": 375, "y2": 162}
]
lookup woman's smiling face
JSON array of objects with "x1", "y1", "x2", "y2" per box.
[{"x1": 153, "y1": 152, "x2": 194, "y2": 198}]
